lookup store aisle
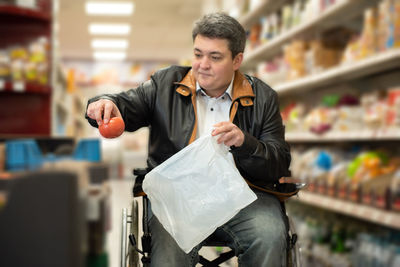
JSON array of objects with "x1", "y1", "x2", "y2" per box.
[{"x1": 107, "y1": 179, "x2": 134, "y2": 267}]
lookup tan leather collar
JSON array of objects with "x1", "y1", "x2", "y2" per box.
[
  {"x1": 175, "y1": 69, "x2": 255, "y2": 102},
  {"x1": 174, "y1": 69, "x2": 196, "y2": 96}
]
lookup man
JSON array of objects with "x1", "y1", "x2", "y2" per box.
[{"x1": 86, "y1": 12, "x2": 291, "y2": 266}]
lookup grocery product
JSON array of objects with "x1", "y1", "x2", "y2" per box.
[
  {"x1": 359, "y1": 7, "x2": 378, "y2": 58},
  {"x1": 99, "y1": 117, "x2": 125, "y2": 138}
]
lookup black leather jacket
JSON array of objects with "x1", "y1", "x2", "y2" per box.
[{"x1": 86, "y1": 65, "x2": 291, "y2": 186}]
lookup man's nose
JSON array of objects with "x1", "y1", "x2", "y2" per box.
[{"x1": 200, "y1": 57, "x2": 210, "y2": 69}]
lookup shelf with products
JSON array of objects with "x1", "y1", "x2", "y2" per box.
[
  {"x1": 241, "y1": 0, "x2": 376, "y2": 69},
  {"x1": 286, "y1": 200, "x2": 400, "y2": 267},
  {"x1": 286, "y1": 128, "x2": 400, "y2": 143},
  {"x1": 291, "y1": 191, "x2": 400, "y2": 230},
  {"x1": 0, "y1": 0, "x2": 53, "y2": 137},
  {"x1": 282, "y1": 83, "x2": 400, "y2": 143},
  {"x1": 275, "y1": 48, "x2": 400, "y2": 94},
  {"x1": 0, "y1": 80, "x2": 51, "y2": 93}
]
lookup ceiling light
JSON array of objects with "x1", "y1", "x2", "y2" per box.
[
  {"x1": 89, "y1": 23, "x2": 131, "y2": 35},
  {"x1": 91, "y1": 39, "x2": 129, "y2": 49},
  {"x1": 85, "y1": 1, "x2": 134, "y2": 16},
  {"x1": 94, "y1": 51, "x2": 126, "y2": 60}
]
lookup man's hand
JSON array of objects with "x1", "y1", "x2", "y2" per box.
[
  {"x1": 211, "y1": 121, "x2": 244, "y2": 147},
  {"x1": 86, "y1": 99, "x2": 122, "y2": 126}
]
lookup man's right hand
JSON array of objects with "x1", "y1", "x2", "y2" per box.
[{"x1": 86, "y1": 99, "x2": 122, "y2": 126}]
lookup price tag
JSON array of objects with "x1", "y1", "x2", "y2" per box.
[
  {"x1": 12, "y1": 81, "x2": 25, "y2": 92},
  {"x1": 0, "y1": 79, "x2": 4, "y2": 91}
]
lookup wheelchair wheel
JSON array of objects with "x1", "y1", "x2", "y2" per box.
[{"x1": 129, "y1": 199, "x2": 139, "y2": 267}]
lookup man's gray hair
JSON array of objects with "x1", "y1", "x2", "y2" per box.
[{"x1": 192, "y1": 12, "x2": 246, "y2": 58}]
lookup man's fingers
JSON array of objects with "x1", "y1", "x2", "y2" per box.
[
  {"x1": 103, "y1": 102, "x2": 114, "y2": 124},
  {"x1": 112, "y1": 106, "x2": 122, "y2": 119},
  {"x1": 94, "y1": 103, "x2": 104, "y2": 126},
  {"x1": 212, "y1": 122, "x2": 232, "y2": 136},
  {"x1": 86, "y1": 103, "x2": 96, "y2": 120},
  {"x1": 212, "y1": 121, "x2": 244, "y2": 147},
  {"x1": 86, "y1": 99, "x2": 121, "y2": 126}
]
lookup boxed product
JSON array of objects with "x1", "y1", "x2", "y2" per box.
[
  {"x1": 386, "y1": 87, "x2": 400, "y2": 128},
  {"x1": 359, "y1": 7, "x2": 378, "y2": 58},
  {"x1": 284, "y1": 40, "x2": 307, "y2": 80},
  {"x1": 361, "y1": 174, "x2": 392, "y2": 209}
]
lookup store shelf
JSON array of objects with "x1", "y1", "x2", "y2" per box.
[
  {"x1": 0, "y1": 80, "x2": 51, "y2": 94},
  {"x1": 275, "y1": 49, "x2": 400, "y2": 94},
  {"x1": 294, "y1": 191, "x2": 400, "y2": 230},
  {"x1": 238, "y1": 0, "x2": 286, "y2": 30},
  {"x1": 0, "y1": 5, "x2": 50, "y2": 22},
  {"x1": 286, "y1": 128, "x2": 400, "y2": 142},
  {"x1": 241, "y1": 0, "x2": 367, "y2": 69}
]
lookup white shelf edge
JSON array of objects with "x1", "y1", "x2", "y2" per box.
[
  {"x1": 238, "y1": 0, "x2": 285, "y2": 30},
  {"x1": 275, "y1": 49, "x2": 400, "y2": 94},
  {"x1": 242, "y1": 0, "x2": 361, "y2": 68},
  {"x1": 285, "y1": 129, "x2": 400, "y2": 142},
  {"x1": 293, "y1": 191, "x2": 400, "y2": 230}
]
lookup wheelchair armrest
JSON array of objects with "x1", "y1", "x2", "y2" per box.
[
  {"x1": 132, "y1": 168, "x2": 150, "y2": 197},
  {"x1": 133, "y1": 168, "x2": 150, "y2": 177}
]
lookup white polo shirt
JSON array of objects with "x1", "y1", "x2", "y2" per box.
[{"x1": 195, "y1": 76, "x2": 234, "y2": 139}]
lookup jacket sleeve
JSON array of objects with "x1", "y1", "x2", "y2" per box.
[
  {"x1": 85, "y1": 79, "x2": 156, "y2": 132},
  {"x1": 230, "y1": 90, "x2": 291, "y2": 185}
]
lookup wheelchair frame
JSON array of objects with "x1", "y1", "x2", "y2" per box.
[{"x1": 121, "y1": 169, "x2": 303, "y2": 267}]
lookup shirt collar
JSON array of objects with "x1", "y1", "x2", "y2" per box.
[{"x1": 196, "y1": 73, "x2": 234, "y2": 100}]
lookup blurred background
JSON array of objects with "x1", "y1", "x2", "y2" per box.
[{"x1": 0, "y1": 0, "x2": 400, "y2": 266}]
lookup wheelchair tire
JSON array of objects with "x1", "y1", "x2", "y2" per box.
[{"x1": 129, "y1": 199, "x2": 139, "y2": 267}]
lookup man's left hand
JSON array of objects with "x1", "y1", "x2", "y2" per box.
[{"x1": 212, "y1": 121, "x2": 244, "y2": 147}]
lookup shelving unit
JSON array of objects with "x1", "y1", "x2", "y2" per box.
[
  {"x1": 0, "y1": 1, "x2": 84, "y2": 138},
  {"x1": 275, "y1": 49, "x2": 400, "y2": 94},
  {"x1": 236, "y1": 0, "x2": 400, "y2": 245},
  {"x1": 292, "y1": 191, "x2": 400, "y2": 230},
  {"x1": 0, "y1": 1, "x2": 53, "y2": 136}
]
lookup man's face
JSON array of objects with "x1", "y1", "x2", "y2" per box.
[{"x1": 192, "y1": 34, "x2": 243, "y2": 98}]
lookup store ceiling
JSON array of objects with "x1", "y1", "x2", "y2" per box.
[{"x1": 58, "y1": 0, "x2": 202, "y2": 62}]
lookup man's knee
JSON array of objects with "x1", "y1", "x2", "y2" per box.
[{"x1": 251, "y1": 215, "x2": 286, "y2": 246}]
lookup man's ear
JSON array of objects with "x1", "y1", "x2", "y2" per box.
[{"x1": 233, "y1": 52, "x2": 243, "y2": 71}]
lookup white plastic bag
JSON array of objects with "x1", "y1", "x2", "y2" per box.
[{"x1": 142, "y1": 135, "x2": 257, "y2": 253}]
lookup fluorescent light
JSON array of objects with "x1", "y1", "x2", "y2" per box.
[
  {"x1": 89, "y1": 23, "x2": 131, "y2": 35},
  {"x1": 91, "y1": 39, "x2": 129, "y2": 49},
  {"x1": 86, "y1": 1, "x2": 134, "y2": 16},
  {"x1": 93, "y1": 51, "x2": 126, "y2": 60}
]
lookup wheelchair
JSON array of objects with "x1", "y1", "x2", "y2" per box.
[{"x1": 121, "y1": 168, "x2": 303, "y2": 267}]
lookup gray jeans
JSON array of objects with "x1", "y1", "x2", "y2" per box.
[{"x1": 148, "y1": 190, "x2": 288, "y2": 267}]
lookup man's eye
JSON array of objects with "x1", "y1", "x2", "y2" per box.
[
  {"x1": 212, "y1": 56, "x2": 221, "y2": 61},
  {"x1": 194, "y1": 54, "x2": 202, "y2": 58}
]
